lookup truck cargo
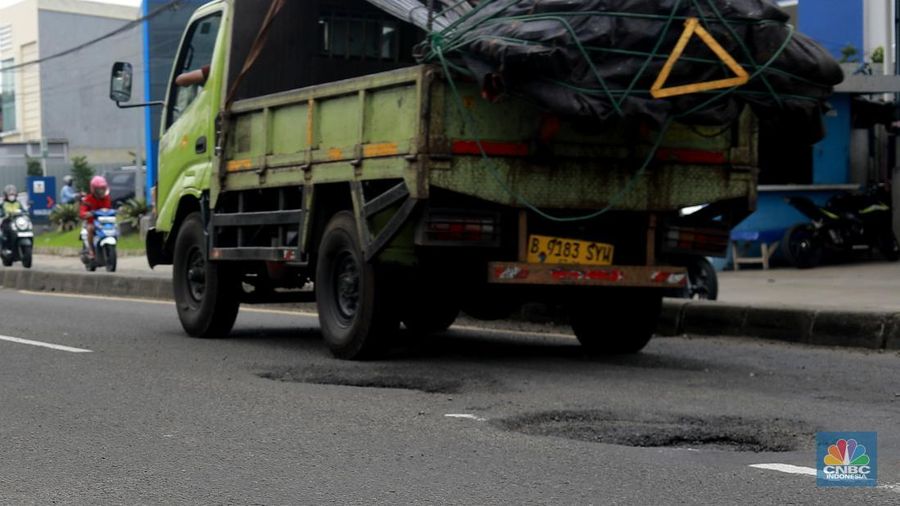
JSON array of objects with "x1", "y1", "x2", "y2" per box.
[{"x1": 108, "y1": 0, "x2": 832, "y2": 359}]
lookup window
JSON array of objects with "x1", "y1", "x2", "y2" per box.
[
  {"x1": 318, "y1": 14, "x2": 399, "y2": 61},
  {"x1": 0, "y1": 58, "x2": 15, "y2": 133},
  {"x1": 0, "y1": 26, "x2": 11, "y2": 52},
  {"x1": 166, "y1": 13, "x2": 222, "y2": 128}
]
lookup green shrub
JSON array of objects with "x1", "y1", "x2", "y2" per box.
[
  {"x1": 71, "y1": 155, "x2": 94, "y2": 193},
  {"x1": 49, "y1": 203, "x2": 80, "y2": 231},
  {"x1": 117, "y1": 197, "x2": 149, "y2": 230},
  {"x1": 26, "y1": 156, "x2": 42, "y2": 177}
]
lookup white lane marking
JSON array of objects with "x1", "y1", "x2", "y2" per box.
[
  {"x1": 751, "y1": 464, "x2": 900, "y2": 491},
  {"x1": 445, "y1": 413, "x2": 487, "y2": 422},
  {"x1": 17, "y1": 291, "x2": 314, "y2": 316},
  {"x1": 19, "y1": 291, "x2": 579, "y2": 339},
  {"x1": 0, "y1": 334, "x2": 92, "y2": 353},
  {"x1": 20, "y1": 291, "x2": 574, "y2": 337},
  {"x1": 749, "y1": 464, "x2": 817, "y2": 476},
  {"x1": 19, "y1": 290, "x2": 172, "y2": 305},
  {"x1": 450, "y1": 324, "x2": 574, "y2": 339}
]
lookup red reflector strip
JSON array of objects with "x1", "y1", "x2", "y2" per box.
[
  {"x1": 552, "y1": 268, "x2": 625, "y2": 282},
  {"x1": 650, "y1": 271, "x2": 688, "y2": 285},
  {"x1": 655, "y1": 148, "x2": 727, "y2": 165},
  {"x1": 452, "y1": 140, "x2": 530, "y2": 157}
]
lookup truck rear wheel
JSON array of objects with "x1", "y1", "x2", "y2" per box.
[
  {"x1": 568, "y1": 291, "x2": 662, "y2": 354},
  {"x1": 402, "y1": 303, "x2": 459, "y2": 335},
  {"x1": 316, "y1": 211, "x2": 399, "y2": 359},
  {"x1": 173, "y1": 213, "x2": 241, "y2": 338},
  {"x1": 400, "y1": 273, "x2": 459, "y2": 334}
]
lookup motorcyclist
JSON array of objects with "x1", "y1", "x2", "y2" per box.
[
  {"x1": 59, "y1": 175, "x2": 80, "y2": 205},
  {"x1": 0, "y1": 185, "x2": 27, "y2": 255},
  {"x1": 80, "y1": 176, "x2": 112, "y2": 259}
]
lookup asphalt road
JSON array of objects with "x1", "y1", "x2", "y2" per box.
[{"x1": 0, "y1": 289, "x2": 898, "y2": 504}]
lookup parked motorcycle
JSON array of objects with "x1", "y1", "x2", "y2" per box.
[
  {"x1": 668, "y1": 255, "x2": 718, "y2": 300},
  {"x1": 782, "y1": 185, "x2": 900, "y2": 268},
  {"x1": 669, "y1": 204, "x2": 719, "y2": 300},
  {"x1": 80, "y1": 209, "x2": 119, "y2": 272},
  {"x1": 0, "y1": 211, "x2": 34, "y2": 268}
]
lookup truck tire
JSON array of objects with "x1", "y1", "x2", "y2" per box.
[
  {"x1": 173, "y1": 213, "x2": 240, "y2": 338},
  {"x1": 403, "y1": 304, "x2": 459, "y2": 335},
  {"x1": 568, "y1": 292, "x2": 662, "y2": 354},
  {"x1": 316, "y1": 211, "x2": 399, "y2": 359},
  {"x1": 400, "y1": 274, "x2": 459, "y2": 334}
]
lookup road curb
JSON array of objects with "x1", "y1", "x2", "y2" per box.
[
  {"x1": 884, "y1": 314, "x2": 900, "y2": 350},
  {"x1": 33, "y1": 247, "x2": 147, "y2": 258},
  {"x1": 663, "y1": 300, "x2": 896, "y2": 351},
  {"x1": 1, "y1": 269, "x2": 172, "y2": 301},
  {"x1": 1, "y1": 269, "x2": 897, "y2": 351}
]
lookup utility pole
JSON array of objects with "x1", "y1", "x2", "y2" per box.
[{"x1": 39, "y1": 137, "x2": 48, "y2": 176}]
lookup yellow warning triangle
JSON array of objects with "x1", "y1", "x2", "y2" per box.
[{"x1": 650, "y1": 17, "x2": 750, "y2": 99}]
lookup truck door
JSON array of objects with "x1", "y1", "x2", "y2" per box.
[{"x1": 157, "y1": 11, "x2": 223, "y2": 231}]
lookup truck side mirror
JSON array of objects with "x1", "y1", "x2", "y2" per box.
[{"x1": 110, "y1": 62, "x2": 133, "y2": 103}]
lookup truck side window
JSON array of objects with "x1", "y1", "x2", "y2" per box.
[
  {"x1": 166, "y1": 13, "x2": 222, "y2": 129},
  {"x1": 318, "y1": 14, "x2": 399, "y2": 61}
]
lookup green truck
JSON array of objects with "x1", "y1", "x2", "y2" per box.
[{"x1": 109, "y1": 0, "x2": 757, "y2": 359}]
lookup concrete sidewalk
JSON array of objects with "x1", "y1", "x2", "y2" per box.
[
  {"x1": 718, "y1": 261, "x2": 900, "y2": 313},
  {"x1": 5, "y1": 254, "x2": 900, "y2": 350},
  {"x1": 659, "y1": 261, "x2": 900, "y2": 350}
]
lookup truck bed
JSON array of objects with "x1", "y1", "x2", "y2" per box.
[{"x1": 219, "y1": 64, "x2": 756, "y2": 212}]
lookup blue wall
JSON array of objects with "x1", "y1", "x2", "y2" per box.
[
  {"x1": 798, "y1": 1, "x2": 858, "y2": 187},
  {"x1": 142, "y1": 0, "x2": 208, "y2": 201},
  {"x1": 798, "y1": 0, "x2": 864, "y2": 60},
  {"x1": 814, "y1": 94, "x2": 851, "y2": 184}
]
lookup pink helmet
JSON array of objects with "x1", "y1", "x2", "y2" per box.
[{"x1": 90, "y1": 176, "x2": 109, "y2": 196}]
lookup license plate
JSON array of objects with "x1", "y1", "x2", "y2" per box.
[{"x1": 526, "y1": 235, "x2": 614, "y2": 266}]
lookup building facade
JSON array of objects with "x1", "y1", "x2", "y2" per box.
[
  {"x1": 0, "y1": 0, "x2": 146, "y2": 186},
  {"x1": 727, "y1": 0, "x2": 900, "y2": 263}
]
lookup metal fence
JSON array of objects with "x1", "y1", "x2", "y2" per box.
[{"x1": 0, "y1": 161, "x2": 123, "y2": 194}]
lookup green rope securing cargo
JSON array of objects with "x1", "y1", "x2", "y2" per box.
[{"x1": 415, "y1": 0, "x2": 838, "y2": 222}]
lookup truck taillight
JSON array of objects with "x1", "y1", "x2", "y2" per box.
[
  {"x1": 416, "y1": 211, "x2": 501, "y2": 247},
  {"x1": 663, "y1": 226, "x2": 729, "y2": 256}
]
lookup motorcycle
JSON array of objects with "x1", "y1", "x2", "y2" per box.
[
  {"x1": 667, "y1": 255, "x2": 718, "y2": 300},
  {"x1": 0, "y1": 211, "x2": 34, "y2": 268},
  {"x1": 782, "y1": 184, "x2": 900, "y2": 268},
  {"x1": 667, "y1": 204, "x2": 719, "y2": 300},
  {"x1": 80, "y1": 209, "x2": 118, "y2": 272}
]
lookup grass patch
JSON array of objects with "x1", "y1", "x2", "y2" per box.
[{"x1": 35, "y1": 228, "x2": 144, "y2": 252}]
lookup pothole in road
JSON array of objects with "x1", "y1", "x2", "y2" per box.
[
  {"x1": 498, "y1": 410, "x2": 811, "y2": 452},
  {"x1": 257, "y1": 366, "x2": 464, "y2": 394}
]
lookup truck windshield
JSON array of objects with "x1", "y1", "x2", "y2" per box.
[{"x1": 166, "y1": 13, "x2": 222, "y2": 128}]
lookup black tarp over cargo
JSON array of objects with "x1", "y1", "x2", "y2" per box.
[{"x1": 418, "y1": 0, "x2": 843, "y2": 142}]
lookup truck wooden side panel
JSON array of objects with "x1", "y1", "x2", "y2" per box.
[{"x1": 219, "y1": 65, "x2": 756, "y2": 214}]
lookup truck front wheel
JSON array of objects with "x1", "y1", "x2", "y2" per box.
[
  {"x1": 568, "y1": 291, "x2": 662, "y2": 354},
  {"x1": 173, "y1": 213, "x2": 241, "y2": 338},
  {"x1": 316, "y1": 211, "x2": 399, "y2": 359}
]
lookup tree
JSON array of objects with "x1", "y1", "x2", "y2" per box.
[
  {"x1": 71, "y1": 155, "x2": 94, "y2": 193},
  {"x1": 25, "y1": 156, "x2": 42, "y2": 177},
  {"x1": 839, "y1": 44, "x2": 860, "y2": 63},
  {"x1": 871, "y1": 46, "x2": 884, "y2": 64}
]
